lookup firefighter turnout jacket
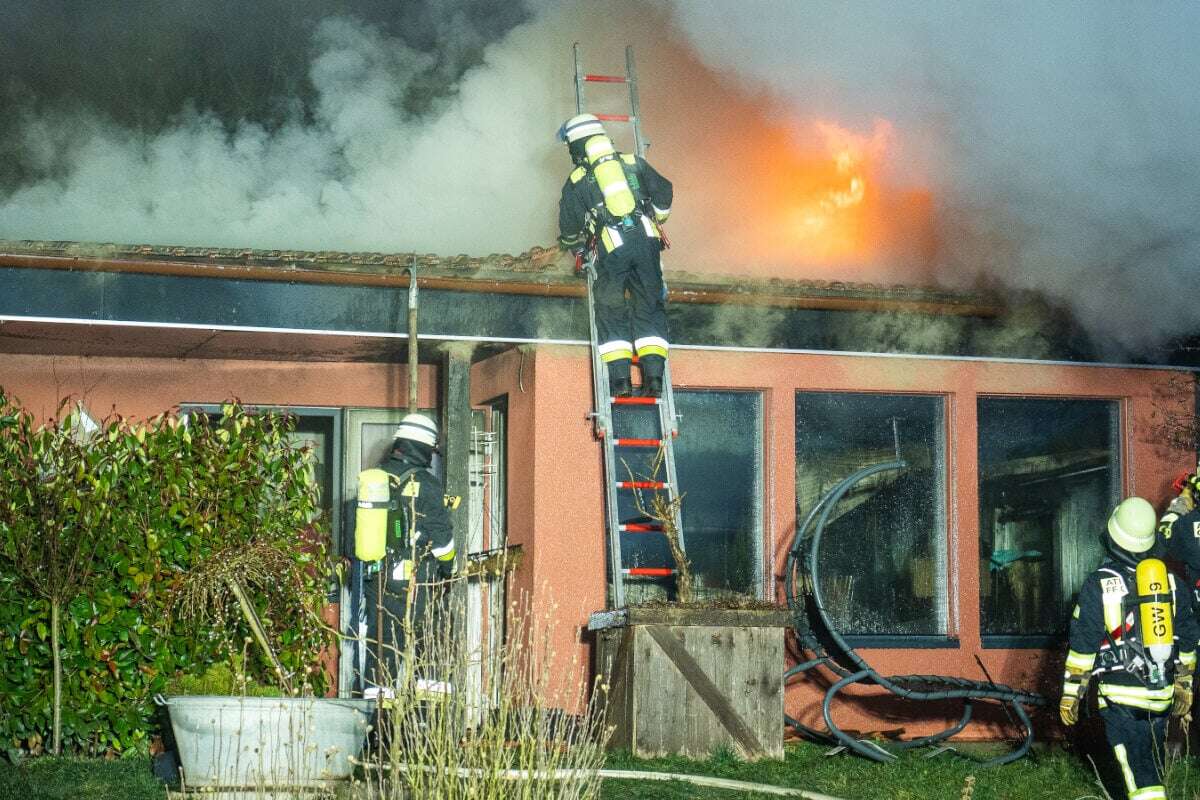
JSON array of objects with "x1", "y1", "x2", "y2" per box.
[
  {"x1": 1158, "y1": 507, "x2": 1200, "y2": 604},
  {"x1": 369, "y1": 454, "x2": 457, "y2": 589},
  {"x1": 557, "y1": 148, "x2": 673, "y2": 258},
  {"x1": 558, "y1": 143, "x2": 674, "y2": 378},
  {"x1": 1065, "y1": 557, "x2": 1198, "y2": 712}
]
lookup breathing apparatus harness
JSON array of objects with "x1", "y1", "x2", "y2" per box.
[
  {"x1": 1093, "y1": 558, "x2": 1178, "y2": 690},
  {"x1": 571, "y1": 134, "x2": 659, "y2": 258}
]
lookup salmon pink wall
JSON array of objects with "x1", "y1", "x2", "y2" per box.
[
  {"x1": 1, "y1": 347, "x2": 1194, "y2": 738},
  {"x1": 480, "y1": 345, "x2": 1195, "y2": 739},
  {"x1": 0, "y1": 353, "x2": 438, "y2": 420}
]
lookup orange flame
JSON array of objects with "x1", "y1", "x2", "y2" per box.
[{"x1": 789, "y1": 119, "x2": 892, "y2": 258}]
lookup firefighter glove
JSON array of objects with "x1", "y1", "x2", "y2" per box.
[
  {"x1": 1060, "y1": 669, "x2": 1089, "y2": 726},
  {"x1": 1172, "y1": 671, "x2": 1194, "y2": 719},
  {"x1": 1167, "y1": 492, "x2": 1194, "y2": 517}
]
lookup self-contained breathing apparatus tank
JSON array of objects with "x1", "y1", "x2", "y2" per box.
[
  {"x1": 355, "y1": 468, "x2": 392, "y2": 562},
  {"x1": 583, "y1": 134, "x2": 637, "y2": 221},
  {"x1": 1135, "y1": 557, "x2": 1174, "y2": 685}
]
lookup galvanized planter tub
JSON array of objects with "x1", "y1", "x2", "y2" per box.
[
  {"x1": 594, "y1": 606, "x2": 791, "y2": 761},
  {"x1": 158, "y1": 695, "x2": 373, "y2": 796}
]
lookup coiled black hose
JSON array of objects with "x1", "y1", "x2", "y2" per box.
[{"x1": 784, "y1": 460, "x2": 1046, "y2": 767}]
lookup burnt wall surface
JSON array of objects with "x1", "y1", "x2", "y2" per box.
[{"x1": 0, "y1": 265, "x2": 1114, "y2": 363}]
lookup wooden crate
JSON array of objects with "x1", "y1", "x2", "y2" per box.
[{"x1": 594, "y1": 607, "x2": 791, "y2": 761}]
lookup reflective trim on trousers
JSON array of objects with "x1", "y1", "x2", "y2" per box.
[
  {"x1": 634, "y1": 336, "x2": 669, "y2": 359},
  {"x1": 599, "y1": 339, "x2": 634, "y2": 363}
]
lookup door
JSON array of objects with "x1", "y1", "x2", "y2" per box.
[{"x1": 340, "y1": 408, "x2": 418, "y2": 697}]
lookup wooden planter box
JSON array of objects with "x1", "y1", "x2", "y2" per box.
[{"x1": 593, "y1": 606, "x2": 791, "y2": 761}]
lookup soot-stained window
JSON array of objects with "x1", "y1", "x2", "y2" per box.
[
  {"x1": 795, "y1": 392, "x2": 947, "y2": 636},
  {"x1": 978, "y1": 397, "x2": 1120, "y2": 639},
  {"x1": 614, "y1": 390, "x2": 763, "y2": 601}
]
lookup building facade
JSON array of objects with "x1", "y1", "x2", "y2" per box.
[{"x1": 1, "y1": 239, "x2": 1196, "y2": 740}]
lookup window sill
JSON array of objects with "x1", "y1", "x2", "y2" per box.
[
  {"x1": 844, "y1": 635, "x2": 959, "y2": 650},
  {"x1": 981, "y1": 634, "x2": 1065, "y2": 650}
]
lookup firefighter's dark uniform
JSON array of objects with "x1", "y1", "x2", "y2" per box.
[
  {"x1": 1064, "y1": 557, "x2": 1198, "y2": 800},
  {"x1": 361, "y1": 452, "x2": 456, "y2": 692},
  {"x1": 1158, "y1": 507, "x2": 1200, "y2": 608},
  {"x1": 558, "y1": 149, "x2": 673, "y2": 389}
]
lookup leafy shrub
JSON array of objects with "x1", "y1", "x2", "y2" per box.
[{"x1": 0, "y1": 393, "x2": 332, "y2": 754}]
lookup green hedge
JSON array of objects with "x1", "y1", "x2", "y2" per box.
[{"x1": 0, "y1": 394, "x2": 333, "y2": 755}]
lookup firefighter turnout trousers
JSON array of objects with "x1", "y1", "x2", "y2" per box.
[
  {"x1": 1099, "y1": 702, "x2": 1168, "y2": 800},
  {"x1": 594, "y1": 224, "x2": 668, "y2": 384}
]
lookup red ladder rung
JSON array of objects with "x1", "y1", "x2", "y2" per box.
[
  {"x1": 612, "y1": 396, "x2": 659, "y2": 406},
  {"x1": 619, "y1": 522, "x2": 664, "y2": 532},
  {"x1": 595, "y1": 113, "x2": 633, "y2": 122},
  {"x1": 584, "y1": 74, "x2": 627, "y2": 83},
  {"x1": 623, "y1": 567, "x2": 675, "y2": 577},
  {"x1": 617, "y1": 480, "x2": 667, "y2": 490},
  {"x1": 614, "y1": 438, "x2": 662, "y2": 447}
]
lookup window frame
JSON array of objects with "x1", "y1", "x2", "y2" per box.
[
  {"x1": 794, "y1": 389, "x2": 955, "y2": 645},
  {"x1": 671, "y1": 388, "x2": 767, "y2": 600},
  {"x1": 975, "y1": 394, "x2": 1123, "y2": 648}
]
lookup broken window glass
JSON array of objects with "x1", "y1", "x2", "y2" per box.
[
  {"x1": 978, "y1": 397, "x2": 1119, "y2": 639},
  {"x1": 614, "y1": 390, "x2": 763, "y2": 603},
  {"x1": 795, "y1": 392, "x2": 947, "y2": 636}
]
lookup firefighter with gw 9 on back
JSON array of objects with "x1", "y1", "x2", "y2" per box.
[{"x1": 1060, "y1": 497, "x2": 1198, "y2": 800}]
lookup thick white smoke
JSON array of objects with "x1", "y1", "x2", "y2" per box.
[
  {"x1": 0, "y1": 12, "x2": 575, "y2": 254},
  {"x1": 663, "y1": 1, "x2": 1200, "y2": 352}
]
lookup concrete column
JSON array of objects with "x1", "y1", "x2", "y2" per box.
[{"x1": 440, "y1": 342, "x2": 475, "y2": 562}]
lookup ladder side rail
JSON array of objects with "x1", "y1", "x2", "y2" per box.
[
  {"x1": 573, "y1": 42, "x2": 586, "y2": 114},
  {"x1": 625, "y1": 45, "x2": 647, "y2": 157},
  {"x1": 602, "y1": 432, "x2": 627, "y2": 608},
  {"x1": 585, "y1": 263, "x2": 612, "y2": 438},
  {"x1": 658, "y1": 391, "x2": 686, "y2": 559},
  {"x1": 587, "y1": 261, "x2": 625, "y2": 606}
]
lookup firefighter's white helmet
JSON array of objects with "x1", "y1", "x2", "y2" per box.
[
  {"x1": 558, "y1": 113, "x2": 606, "y2": 144},
  {"x1": 393, "y1": 412, "x2": 438, "y2": 448},
  {"x1": 1107, "y1": 496, "x2": 1157, "y2": 553}
]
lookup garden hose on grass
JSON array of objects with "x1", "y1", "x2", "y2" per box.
[{"x1": 783, "y1": 459, "x2": 1047, "y2": 767}]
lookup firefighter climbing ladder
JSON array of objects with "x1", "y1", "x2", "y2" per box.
[{"x1": 574, "y1": 43, "x2": 685, "y2": 609}]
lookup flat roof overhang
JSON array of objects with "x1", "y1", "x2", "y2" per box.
[{"x1": 3, "y1": 240, "x2": 1195, "y2": 368}]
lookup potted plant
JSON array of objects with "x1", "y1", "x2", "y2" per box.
[{"x1": 151, "y1": 404, "x2": 372, "y2": 793}]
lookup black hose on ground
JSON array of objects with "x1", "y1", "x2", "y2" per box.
[{"x1": 784, "y1": 460, "x2": 1046, "y2": 767}]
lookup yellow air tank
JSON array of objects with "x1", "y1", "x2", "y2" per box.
[
  {"x1": 585, "y1": 135, "x2": 636, "y2": 219},
  {"x1": 355, "y1": 468, "x2": 391, "y2": 562},
  {"x1": 1136, "y1": 558, "x2": 1173, "y2": 670}
]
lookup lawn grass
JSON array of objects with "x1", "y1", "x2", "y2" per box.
[
  {"x1": 0, "y1": 755, "x2": 165, "y2": 800},
  {"x1": 600, "y1": 742, "x2": 1102, "y2": 800},
  {"x1": 2, "y1": 740, "x2": 1197, "y2": 800}
]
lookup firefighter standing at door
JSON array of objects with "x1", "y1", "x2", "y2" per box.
[
  {"x1": 1060, "y1": 497, "x2": 1198, "y2": 800},
  {"x1": 557, "y1": 112, "x2": 674, "y2": 398},
  {"x1": 355, "y1": 412, "x2": 457, "y2": 697}
]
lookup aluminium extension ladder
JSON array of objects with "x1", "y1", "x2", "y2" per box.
[{"x1": 574, "y1": 44, "x2": 685, "y2": 609}]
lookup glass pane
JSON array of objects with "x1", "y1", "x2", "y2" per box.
[
  {"x1": 978, "y1": 398, "x2": 1119, "y2": 637},
  {"x1": 795, "y1": 392, "x2": 947, "y2": 635},
  {"x1": 617, "y1": 391, "x2": 763, "y2": 602},
  {"x1": 287, "y1": 417, "x2": 333, "y2": 528}
]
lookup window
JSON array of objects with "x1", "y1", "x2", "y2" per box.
[
  {"x1": 795, "y1": 392, "x2": 947, "y2": 637},
  {"x1": 613, "y1": 390, "x2": 763, "y2": 601},
  {"x1": 978, "y1": 397, "x2": 1120, "y2": 641},
  {"x1": 185, "y1": 405, "x2": 340, "y2": 548}
]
